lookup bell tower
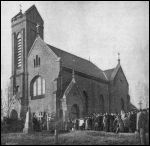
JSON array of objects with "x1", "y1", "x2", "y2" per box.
[{"x1": 10, "y1": 5, "x2": 44, "y2": 119}]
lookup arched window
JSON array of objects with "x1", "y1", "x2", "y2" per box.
[{"x1": 31, "y1": 76, "x2": 46, "y2": 99}]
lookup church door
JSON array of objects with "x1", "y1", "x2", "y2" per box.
[{"x1": 70, "y1": 104, "x2": 79, "y2": 120}]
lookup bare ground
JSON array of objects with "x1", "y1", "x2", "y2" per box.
[{"x1": 1, "y1": 130, "x2": 149, "y2": 145}]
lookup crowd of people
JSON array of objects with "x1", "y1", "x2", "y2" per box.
[
  {"x1": 63, "y1": 109, "x2": 149, "y2": 145},
  {"x1": 32, "y1": 109, "x2": 149, "y2": 144},
  {"x1": 63, "y1": 111, "x2": 139, "y2": 133},
  {"x1": 32, "y1": 109, "x2": 149, "y2": 134}
]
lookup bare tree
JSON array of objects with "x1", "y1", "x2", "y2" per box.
[{"x1": 3, "y1": 83, "x2": 14, "y2": 117}]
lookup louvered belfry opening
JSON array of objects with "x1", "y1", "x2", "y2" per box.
[{"x1": 17, "y1": 32, "x2": 22, "y2": 69}]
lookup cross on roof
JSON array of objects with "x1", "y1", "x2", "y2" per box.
[
  {"x1": 118, "y1": 52, "x2": 120, "y2": 59},
  {"x1": 118, "y1": 52, "x2": 120, "y2": 63},
  {"x1": 19, "y1": 4, "x2": 22, "y2": 12}
]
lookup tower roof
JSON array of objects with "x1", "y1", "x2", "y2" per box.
[
  {"x1": 11, "y1": 4, "x2": 43, "y2": 23},
  {"x1": 25, "y1": 4, "x2": 43, "y2": 22}
]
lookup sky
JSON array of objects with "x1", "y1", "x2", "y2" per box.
[{"x1": 1, "y1": 1, "x2": 149, "y2": 108}]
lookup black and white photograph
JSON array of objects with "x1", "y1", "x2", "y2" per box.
[{"x1": 1, "y1": 1, "x2": 149, "y2": 145}]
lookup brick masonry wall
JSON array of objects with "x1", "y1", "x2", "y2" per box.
[
  {"x1": 28, "y1": 38, "x2": 60, "y2": 115},
  {"x1": 61, "y1": 69, "x2": 109, "y2": 117},
  {"x1": 109, "y1": 67, "x2": 129, "y2": 113}
]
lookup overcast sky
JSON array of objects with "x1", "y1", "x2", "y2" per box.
[{"x1": 1, "y1": 1, "x2": 149, "y2": 108}]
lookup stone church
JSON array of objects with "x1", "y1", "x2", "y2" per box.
[{"x1": 9, "y1": 5, "x2": 130, "y2": 123}]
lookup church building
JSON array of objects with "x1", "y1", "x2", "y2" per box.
[{"x1": 9, "y1": 5, "x2": 130, "y2": 124}]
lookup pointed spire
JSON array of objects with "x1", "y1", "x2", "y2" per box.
[
  {"x1": 36, "y1": 23, "x2": 40, "y2": 36},
  {"x1": 118, "y1": 52, "x2": 120, "y2": 64}
]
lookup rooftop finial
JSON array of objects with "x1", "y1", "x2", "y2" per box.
[
  {"x1": 36, "y1": 23, "x2": 40, "y2": 36},
  {"x1": 118, "y1": 52, "x2": 120, "y2": 64},
  {"x1": 19, "y1": 4, "x2": 22, "y2": 13}
]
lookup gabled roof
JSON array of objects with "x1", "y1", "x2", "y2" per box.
[
  {"x1": 104, "y1": 68, "x2": 115, "y2": 80},
  {"x1": 110, "y1": 63, "x2": 121, "y2": 81},
  {"x1": 104, "y1": 63, "x2": 129, "y2": 85},
  {"x1": 104, "y1": 63, "x2": 121, "y2": 81},
  {"x1": 28, "y1": 36, "x2": 58, "y2": 60},
  {"x1": 128, "y1": 103, "x2": 138, "y2": 111},
  {"x1": 63, "y1": 77, "x2": 83, "y2": 101},
  {"x1": 47, "y1": 44, "x2": 108, "y2": 81},
  {"x1": 64, "y1": 79, "x2": 76, "y2": 97}
]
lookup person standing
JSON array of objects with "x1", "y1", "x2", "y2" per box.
[
  {"x1": 103, "y1": 113, "x2": 108, "y2": 132},
  {"x1": 130, "y1": 111, "x2": 136, "y2": 132},
  {"x1": 116, "y1": 115, "x2": 124, "y2": 133},
  {"x1": 85, "y1": 118, "x2": 88, "y2": 130},
  {"x1": 122, "y1": 113, "x2": 129, "y2": 132},
  {"x1": 137, "y1": 109, "x2": 147, "y2": 145},
  {"x1": 113, "y1": 114, "x2": 118, "y2": 132}
]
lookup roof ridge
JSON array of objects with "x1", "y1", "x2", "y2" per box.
[
  {"x1": 110, "y1": 63, "x2": 120, "y2": 80},
  {"x1": 47, "y1": 44, "x2": 103, "y2": 71},
  {"x1": 25, "y1": 4, "x2": 36, "y2": 13},
  {"x1": 47, "y1": 43, "x2": 108, "y2": 81},
  {"x1": 48, "y1": 44, "x2": 90, "y2": 62},
  {"x1": 104, "y1": 68, "x2": 115, "y2": 72}
]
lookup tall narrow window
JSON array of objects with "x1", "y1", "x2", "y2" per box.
[
  {"x1": 34, "y1": 59, "x2": 35, "y2": 67},
  {"x1": 36, "y1": 55, "x2": 38, "y2": 66},
  {"x1": 99, "y1": 95, "x2": 104, "y2": 113},
  {"x1": 42, "y1": 78, "x2": 45, "y2": 94},
  {"x1": 34, "y1": 55, "x2": 40, "y2": 67},
  {"x1": 39, "y1": 57, "x2": 40, "y2": 66},
  {"x1": 33, "y1": 82, "x2": 36, "y2": 96},
  {"x1": 83, "y1": 91, "x2": 88, "y2": 114},
  {"x1": 38, "y1": 77, "x2": 41, "y2": 95}
]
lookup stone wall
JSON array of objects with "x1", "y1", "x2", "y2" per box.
[
  {"x1": 28, "y1": 38, "x2": 60, "y2": 115},
  {"x1": 61, "y1": 68, "x2": 109, "y2": 117},
  {"x1": 109, "y1": 67, "x2": 129, "y2": 113}
]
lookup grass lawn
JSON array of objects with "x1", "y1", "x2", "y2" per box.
[{"x1": 1, "y1": 130, "x2": 148, "y2": 145}]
